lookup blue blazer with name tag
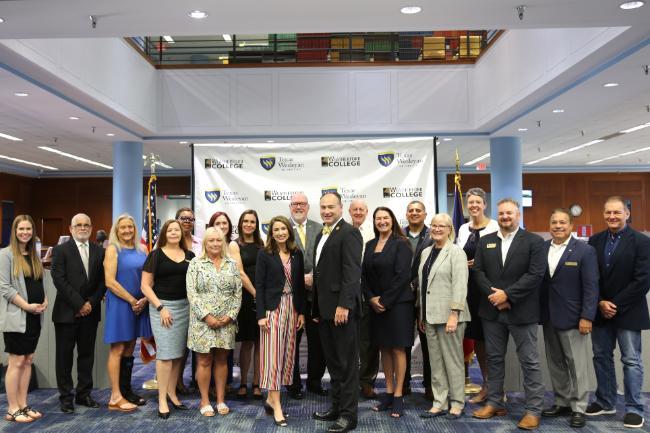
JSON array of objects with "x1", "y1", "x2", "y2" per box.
[{"x1": 540, "y1": 237, "x2": 599, "y2": 330}]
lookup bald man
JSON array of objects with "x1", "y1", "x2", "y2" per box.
[{"x1": 51, "y1": 214, "x2": 106, "y2": 413}]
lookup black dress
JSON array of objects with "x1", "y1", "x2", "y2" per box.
[
  {"x1": 3, "y1": 256, "x2": 44, "y2": 355},
  {"x1": 463, "y1": 228, "x2": 484, "y2": 340},
  {"x1": 236, "y1": 242, "x2": 261, "y2": 342}
]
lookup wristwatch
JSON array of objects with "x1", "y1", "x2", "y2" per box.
[{"x1": 156, "y1": 304, "x2": 165, "y2": 311}]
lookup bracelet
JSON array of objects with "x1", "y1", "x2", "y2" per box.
[{"x1": 157, "y1": 304, "x2": 165, "y2": 312}]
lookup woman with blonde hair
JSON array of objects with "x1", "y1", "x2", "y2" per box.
[
  {"x1": 186, "y1": 227, "x2": 242, "y2": 417},
  {"x1": 103, "y1": 214, "x2": 152, "y2": 412},
  {"x1": 0, "y1": 215, "x2": 47, "y2": 423}
]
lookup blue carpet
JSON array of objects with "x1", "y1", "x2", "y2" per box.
[{"x1": 1, "y1": 355, "x2": 649, "y2": 432}]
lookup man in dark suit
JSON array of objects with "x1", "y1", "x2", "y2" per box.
[
  {"x1": 312, "y1": 192, "x2": 363, "y2": 433},
  {"x1": 51, "y1": 213, "x2": 106, "y2": 413},
  {"x1": 540, "y1": 208, "x2": 599, "y2": 428},
  {"x1": 586, "y1": 196, "x2": 650, "y2": 429},
  {"x1": 471, "y1": 198, "x2": 546, "y2": 430},
  {"x1": 288, "y1": 192, "x2": 326, "y2": 399},
  {"x1": 402, "y1": 200, "x2": 433, "y2": 400}
]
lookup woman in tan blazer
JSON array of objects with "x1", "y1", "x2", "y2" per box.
[{"x1": 417, "y1": 213, "x2": 469, "y2": 420}]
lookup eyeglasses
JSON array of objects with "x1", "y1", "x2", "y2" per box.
[
  {"x1": 178, "y1": 217, "x2": 195, "y2": 222},
  {"x1": 73, "y1": 224, "x2": 91, "y2": 229},
  {"x1": 290, "y1": 202, "x2": 308, "y2": 208},
  {"x1": 431, "y1": 224, "x2": 450, "y2": 230}
]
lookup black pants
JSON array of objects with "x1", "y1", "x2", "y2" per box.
[
  {"x1": 358, "y1": 301, "x2": 379, "y2": 387},
  {"x1": 319, "y1": 314, "x2": 359, "y2": 422},
  {"x1": 405, "y1": 325, "x2": 431, "y2": 390},
  {"x1": 292, "y1": 300, "x2": 326, "y2": 389},
  {"x1": 55, "y1": 319, "x2": 99, "y2": 403}
]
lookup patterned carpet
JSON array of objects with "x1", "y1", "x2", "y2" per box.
[{"x1": 1, "y1": 356, "x2": 649, "y2": 432}]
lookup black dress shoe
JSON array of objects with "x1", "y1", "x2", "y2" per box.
[
  {"x1": 60, "y1": 402, "x2": 75, "y2": 414},
  {"x1": 75, "y1": 396, "x2": 100, "y2": 408},
  {"x1": 288, "y1": 387, "x2": 305, "y2": 400},
  {"x1": 542, "y1": 405, "x2": 572, "y2": 417},
  {"x1": 570, "y1": 412, "x2": 586, "y2": 428},
  {"x1": 313, "y1": 408, "x2": 340, "y2": 421},
  {"x1": 327, "y1": 417, "x2": 357, "y2": 433},
  {"x1": 158, "y1": 410, "x2": 170, "y2": 419},
  {"x1": 307, "y1": 385, "x2": 328, "y2": 396}
]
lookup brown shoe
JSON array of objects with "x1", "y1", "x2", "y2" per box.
[
  {"x1": 517, "y1": 414, "x2": 541, "y2": 430},
  {"x1": 472, "y1": 405, "x2": 507, "y2": 419},
  {"x1": 360, "y1": 384, "x2": 376, "y2": 399}
]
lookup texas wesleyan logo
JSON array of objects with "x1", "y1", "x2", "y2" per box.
[
  {"x1": 261, "y1": 222, "x2": 270, "y2": 235},
  {"x1": 377, "y1": 152, "x2": 395, "y2": 167},
  {"x1": 204, "y1": 189, "x2": 221, "y2": 203},
  {"x1": 321, "y1": 186, "x2": 338, "y2": 196},
  {"x1": 259, "y1": 156, "x2": 276, "y2": 171},
  {"x1": 321, "y1": 156, "x2": 361, "y2": 167}
]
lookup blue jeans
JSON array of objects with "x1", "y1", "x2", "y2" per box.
[{"x1": 591, "y1": 325, "x2": 644, "y2": 415}]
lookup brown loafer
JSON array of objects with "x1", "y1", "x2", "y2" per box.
[
  {"x1": 472, "y1": 405, "x2": 507, "y2": 419},
  {"x1": 517, "y1": 414, "x2": 541, "y2": 430}
]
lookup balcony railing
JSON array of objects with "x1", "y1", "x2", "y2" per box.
[{"x1": 127, "y1": 31, "x2": 502, "y2": 68}]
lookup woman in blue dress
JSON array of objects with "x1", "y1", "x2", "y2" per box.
[{"x1": 103, "y1": 214, "x2": 152, "y2": 412}]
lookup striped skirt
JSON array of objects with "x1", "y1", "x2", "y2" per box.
[{"x1": 259, "y1": 292, "x2": 297, "y2": 391}]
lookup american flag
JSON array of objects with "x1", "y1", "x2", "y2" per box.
[{"x1": 143, "y1": 174, "x2": 159, "y2": 251}]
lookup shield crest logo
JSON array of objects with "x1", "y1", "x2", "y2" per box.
[
  {"x1": 378, "y1": 152, "x2": 395, "y2": 167},
  {"x1": 260, "y1": 156, "x2": 276, "y2": 171},
  {"x1": 261, "y1": 223, "x2": 270, "y2": 235},
  {"x1": 205, "y1": 189, "x2": 221, "y2": 203},
  {"x1": 321, "y1": 187, "x2": 338, "y2": 196}
]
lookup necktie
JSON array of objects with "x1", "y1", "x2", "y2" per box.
[
  {"x1": 80, "y1": 243, "x2": 89, "y2": 276},
  {"x1": 322, "y1": 226, "x2": 332, "y2": 235},
  {"x1": 297, "y1": 224, "x2": 306, "y2": 247}
]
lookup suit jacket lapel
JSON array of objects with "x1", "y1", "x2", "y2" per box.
[
  {"x1": 550, "y1": 237, "x2": 575, "y2": 280},
  {"x1": 69, "y1": 239, "x2": 89, "y2": 280},
  {"x1": 502, "y1": 231, "x2": 523, "y2": 270},
  {"x1": 428, "y1": 243, "x2": 450, "y2": 281}
]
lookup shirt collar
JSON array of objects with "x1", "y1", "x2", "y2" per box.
[
  {"x1": 497, "y1": 227, "x2": 519, "y2": 241},
  {"x1": 609, "y1": 224, "x2": 628, "y2": 239},
  {"x1": 325, "y1": 217, "x2": 343, "y2": 230},
  {"x1": 291, "y1": 217, "x2": 306, "y2": 228},
  {"x1": 551, "y1": 236, "x2": 571, "y2": 247}
]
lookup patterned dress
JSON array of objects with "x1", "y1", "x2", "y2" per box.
[{"x1": 186, "y1": 255, "x2": 242, "y2": 353}]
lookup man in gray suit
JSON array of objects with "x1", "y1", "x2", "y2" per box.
[{"x1": 288, "y1": 192, "x2": 327, "y2": 398}]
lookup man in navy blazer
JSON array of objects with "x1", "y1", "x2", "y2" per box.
[
  {"x1": 585, "y1": 196, "x2": 650, "y2": 429},
  {"x1": 471, "y1": 198, "x2": 546, "y2": 430},
  {"x1": 540, "y1": 208, "x2": 598, "y2": 428},
  {"x1": 51, "y1": 213, "x2": 106, "y2": 413}
]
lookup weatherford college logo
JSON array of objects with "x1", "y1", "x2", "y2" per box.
[
  {"x1": 321, "y1": 156, "x2": 361, "y2": 167},
  {"x1": 260, "y1": 156, "x2": 276, "y2": 171},
  {"x1": 377, "y1": 151, "x2": 424, "y2": 168},
  {"x1": 204, "y1": 189, "x2": 221, "y2": 203},
  {"x1": 204, "y1": 158, "x2": 244, "y2": 169},
  {"x1": 264, "y1": 190, "x2": 302, "y2": 201},
  {"x1": 261, "y1": 222, "x2": 270, "y2": 235},
  {"x1": 383, "y1": 186, "x2": 424, "y2": 198},
  {"x1": 321, "y1": 186, "x2": 367, "y2": 201},
  {"x1": 259, "y1": 155, "x2": 304, "y2": 172},
  {"x1": 377, "y1": 152, "x2": 395, "y2": 167},
  {"x1": 204, "y1": 188, "x2": 248, "y2": 204}
]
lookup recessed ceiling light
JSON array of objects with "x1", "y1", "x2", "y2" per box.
[
  {"x1": 0, "y1": 18, "x2": 5, "y2": 24},
  {"x1": 0, "y1": 154, "x2": 57, "y2": 170},
  {"x1": 518, "y1": 128, "x2": 528, "y2": 131},
  {"x1": 0, "y1": 132, "x2": 23, "y2": 141},
  {"x1": 619, "y1": 1, "x2": 644, "y2": 9},
  {"x1": 106, "y1": 133, "x2": 115, "y2": 137},
  {"x1": 162, "y1": 35, "x2": 175, "y2": 43},
  {"x1": 267, "y1": 140, "x2": 275, "y2": 143},
  {"x1": 14, "y1": 92, "x2": 29, "y2": 97},
  {"x1": 400, "y1": 6, "x2": 422, "y2": 14},
  {"x1": 179, "y1": 141, "x2": 188, "y2": 144},
  {"x1": 222, "y1": 34, "x2": 232, "y2": 42},
  {"x1": 603, "y1": 82, "x2": 619, "y2": 87},
  {"x1": 552, "y1": 109, "x2": 565, "y2": 113},
  {"x1": 68, "y1": 116, "x2": 80, "y2": 120},
  {"x1": 38, "y1": 146, "x2": 113, "y2": 169},
  {"x1": 442, "y1": 138, "x2": 452, "y2": 141},
  {"x1": 188, "y1": 10, "x2": 208, "y2": 19},
  {"x1": 464, "y1": 153, "x2": 490, "y2": 166}
]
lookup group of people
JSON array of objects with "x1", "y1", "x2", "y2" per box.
[{"x1": 0, "y1": 190, "x2": 648, "y2": 432}]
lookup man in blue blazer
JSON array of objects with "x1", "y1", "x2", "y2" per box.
[
  {"x1": 540, "y1": 208, "x2": 598, "y2": 428},
  {"x1": 585, "y1": 196, "x2": 650, "y2": 429}
]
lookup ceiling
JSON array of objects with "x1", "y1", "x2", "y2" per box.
[{"x1": 0, "y1": 0, "x2": 648, "y2": 175}]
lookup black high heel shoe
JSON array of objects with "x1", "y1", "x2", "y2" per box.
[
  {"x1": 167, "y1": 396, "x2": 189, "y2": 410},
  {"x1": 274, "y1": 416, "x2": 288, "y2": 427},
  {"x1": 264, "y1": 402, "x2": 289, "y2": 418},
  {"x1": 158, "y1": 410, "x2": 170, "y2": 419}
]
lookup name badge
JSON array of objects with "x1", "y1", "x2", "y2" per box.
[
  {"x1": 565, "y1": 261, "x2": 578, "y2": 266},
  {"x1": 486, "y1": 243, "x2": 497, "y2": 249}
]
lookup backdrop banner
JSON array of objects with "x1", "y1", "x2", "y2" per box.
[{"x1": 193, "y1": 137, "x2": 437, "y2": 379}]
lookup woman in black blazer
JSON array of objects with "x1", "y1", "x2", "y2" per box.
[
  {"x1": 362, "y1": 207, "x2": 414, "y2": 418},
  {"x1": 255, "y1": 216, "x2": 305, "y2": 427}
]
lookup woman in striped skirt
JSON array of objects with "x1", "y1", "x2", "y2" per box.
[{"x1": 255, "y1": 216, "x2": 306, "y2": 427}]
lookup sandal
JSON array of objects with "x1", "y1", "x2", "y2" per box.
[
  {"x1": 21, "y1": 405, "x2": 42, "y2": 419},
  {"x1": 108, "y1": 398, "x2": 138, "y2": 412},
  {"x1": 390, "y1": 396, "x2": 404, "y2": 418},
  {"x1": 200, "y1": 405, "x2": 215, "y2": 417},
  {"x1": 237, "y1": 384, "x2": 248, "y2": 398},
  {"x1": 5, "y1": 409, "x2": 33, "y2": 423},
  {"x1": 252, "y1": 384, "x2": 263, "y2": 400},
  {"x1": 372, "y1": 393, "x2": 394, "y2": 412},
  {"x1": 216, "y1": 402, "x2": 230, "y2": 416}
]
